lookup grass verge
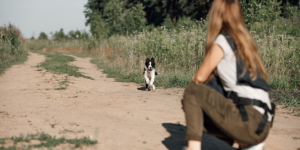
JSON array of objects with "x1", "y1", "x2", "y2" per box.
[
  {"x1": 0, "y1": 52, "x2": 28, "y2": 76},
  {"x1": 0, "y1": 132, "x2": 97, "y2": 150},
  {"x1": 270, "y1": 91, "x2": 300, "y2": 108},
  {"x1": 0, "y1": 24, "x2": 28, "y2": 76},
  {"x1": 37, "y1": 52, "x2": 93, "y2": 80}
]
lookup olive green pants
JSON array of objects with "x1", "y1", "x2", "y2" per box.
[{"x1": 183, "y1": 82, "x2": 271, "y2": 145}]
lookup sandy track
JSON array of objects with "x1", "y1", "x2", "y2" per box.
[{"x1": 0, "y1": 52, "x2": 299, "y2": 150}]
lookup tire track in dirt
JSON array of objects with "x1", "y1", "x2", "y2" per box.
[{"x1": 0, "y1": 52, "x2": 299, "y2": 150}]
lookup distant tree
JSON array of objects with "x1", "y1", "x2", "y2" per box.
[
  {"x1": 80, "y1": 30, "x2": 90, "y2": 39},
  {"x1": 175, "y1": 16, "x2": 197, "y2": 29},
  {"x1": 83, "y1": 0, "x2": 298, "y2": 38},
  {"x1": 53, "y1": 28, "x2": 68, "y2": 41},
  {"x1": 68, "y1": 30, "x2": 89, "y2": 39},
  {"x1": 84, "y1": 0, "x2": 213, "y2": 36},
  {"x1": 240, "y1": 0, "x2": 262, "y2": 25},
  {"x1": 31, "y1": 32, "x2": 35, "y2": 40},
  {"x1": 68, "y1": 30, "x2": 81, "y2": 39},
  {"x1": 240, "y1": 0, "x2": 282, "y2": 27},
  {"x1": 263, "y1": 0, "x2": 282, "y2": 22},
  {"x1": 84, "y1": 0, "x2": 110, "y2": 39},
  {"x1": 89, "y1": 10, "x2": 109, "y2": 39},
  {"x1": 30, "y1": 36, "x2": 35, "y2": 39},
  {"x1": 162, "y1": 15, "x2": 175, "y2": 29},
  {"x1": 125, "y1": 0, "x2": 212, "y2": 26},
  {"x1": 181, "y1": 0, "x2": 212, "y2": 20},
  {"x1": 85, "y1": 0, "x2": 147, "y2": 37},
  {"x1": 68, "y1": 30, "x2": 76, "y2": 39},
  {"x1": 122, "y1": 3, "x2": 147, "y2": 36},
  {"x1": 282, "y1": 0, "x2": 299, "y2": 18},
  {"x1": 142, "y1": 0, "x2": 168, "y2": 26},
  {"x1": 38, "y1": 32, "x2": 48, "y2": 40},
  {"x1": 103, "y1": 0, "x2": 124, "y2": 35}
]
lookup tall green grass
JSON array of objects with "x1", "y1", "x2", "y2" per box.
[
  {"x1": 89, "y1": 20, "x2": 300, "y2": 90},
  {"x1": 0, "y1": 24, "x2": 28, "y2": 75},
  {"x1": 28, "y1": 16, "x2": 300, "y2": 90},
  {"x1": 26, "y1": 39, "x2": 91, "y2": 51}
]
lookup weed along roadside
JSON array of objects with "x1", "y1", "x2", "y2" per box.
[
  {"x1": 26, "y1": 52, "x2": 93, "y2": 91},
  {"x1": 0, "y1": 132, "x2": 97, "y2": 149},
  {"x1": 0, "y1": 24, "x2": 28, "y2": 76},
  {"x1": 36, "y1": 52, "x2": 93, "y2": 80}
]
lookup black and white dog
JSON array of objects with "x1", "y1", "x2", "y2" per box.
[{"x1": 143, "y1": 58, "x2": 159, "y2": 91}]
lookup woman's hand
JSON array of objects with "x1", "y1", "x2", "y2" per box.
[
  {"x1": 192, "y1": 44, "x2": 224, "y2": 84},
  {"x1": 235, "y1": 140, "x2": 250, "y2": 148},
  {"x1": 186, "y1": 140, "x2": 201, "y2": 150},
  {"x1": 192, "y1": 71, "x2": 202, "y2": 84}
]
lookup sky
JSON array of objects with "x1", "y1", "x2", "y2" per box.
[{"x1": 0, "y1": 0, "x2": 90, "y2": 39}]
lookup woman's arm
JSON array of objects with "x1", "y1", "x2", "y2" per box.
[
  {"x1": 182, "y1": 44, "x2": 224, "y2": 112},
  {"x1": 186, "y1": 44, "x2": 224, "y2": 150},
  {"x1": 193, "y1": 44, "x2": 224, "y2": 84}
]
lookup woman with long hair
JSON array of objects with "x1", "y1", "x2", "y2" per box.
[{"x1": 182, "y1": 0, "x2": 275, "y2": 150}]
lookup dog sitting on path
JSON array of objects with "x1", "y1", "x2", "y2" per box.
[{"x1": 143, "y1": 58, "x2": 159, "y2": 91}]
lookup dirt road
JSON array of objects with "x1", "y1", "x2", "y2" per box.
[{"x1": 0, "y1": 52, "x2": 299, "y2": 150}]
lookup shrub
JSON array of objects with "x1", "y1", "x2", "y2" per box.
[
  {"x1": 0, "y1": 24, "x2": 28, "y2": 75},
  {"x1": 38, "y1": 32, "x2": 48, "y2": 40}
]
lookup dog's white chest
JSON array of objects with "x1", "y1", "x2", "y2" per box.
[{"x1": 146, "y1": 72, "x2": 152, "y2": 78}]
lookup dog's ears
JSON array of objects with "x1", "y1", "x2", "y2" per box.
[{"x1": 146, "y1": 58, "x2": 154, "y2": 62}]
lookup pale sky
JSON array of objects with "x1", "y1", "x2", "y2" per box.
[{"x1": 0, "y1": 0, "x2": 90, "y2": 39}]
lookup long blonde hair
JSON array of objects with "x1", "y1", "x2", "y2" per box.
[{"x1": 205, "y1": 0, "x2": 268, "y2": 81}]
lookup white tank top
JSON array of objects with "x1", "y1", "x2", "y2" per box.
[{"x1": 214, "y1": 34, "x2": 272, "y2": 121}]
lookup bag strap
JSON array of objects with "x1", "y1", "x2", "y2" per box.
[{"x1": 227, "y1": 91, "x2": 276, "y2": 134}]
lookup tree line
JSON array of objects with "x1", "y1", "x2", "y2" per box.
[
  {"x1": 36, "y1": 0, "x2": 300, "y2": 40},
  {"x1": 84, "y1": 0, "x2": 300, "y2": 38},
  {"x1": 34, "y1": 29, "x2": 89, "y2": 41}
]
